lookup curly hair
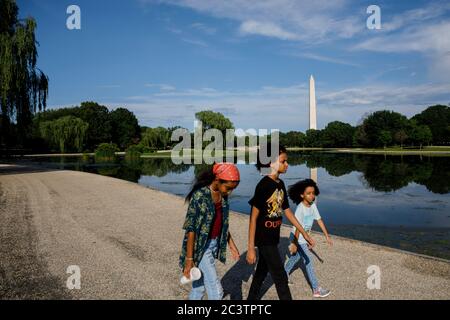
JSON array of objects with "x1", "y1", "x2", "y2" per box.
[{"x1": 288, "y1": 179, "x2": 320, "y2": 205}]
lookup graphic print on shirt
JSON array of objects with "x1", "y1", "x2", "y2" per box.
[{"x1": 266, "y1": 189, "x2": 284, "y2": 218}]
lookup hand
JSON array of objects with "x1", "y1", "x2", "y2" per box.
[
  {"x1": 288, "y1": 243, "x2": 297, "y2": 255},
  {"x1": 326, "y1": 236, "x2": 333, "y2": 246},
  {"x1": 246, "y1": 247, "x2": 257, "y2": 264},
  {"x1": 230, "y1": 246, "x2": 240, "y2": 261},
  {"x1": 307, "y1": 236, "x2": 316, "y2": 249},
  {"x1": 183, "y1": 259, "x2": 194, "y2": 279}
]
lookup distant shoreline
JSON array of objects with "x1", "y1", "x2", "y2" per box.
[{"x1": 7, "y1": 147, "x2": 450, "y2": 158}]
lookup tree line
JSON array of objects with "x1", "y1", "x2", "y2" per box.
[
  {"x1": 279, "y1": 105, "x2": 449, "y2": 149},
  {"x1": 32, "y1": 101, "x2": 140, "y2": 153},
  {"x1": 7, "y1": 103, "x2": 450, "y2": 154}
]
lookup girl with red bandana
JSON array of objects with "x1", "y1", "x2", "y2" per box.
[{"x1": 180, "y1": 162, "x2": 241, "y2": 300}]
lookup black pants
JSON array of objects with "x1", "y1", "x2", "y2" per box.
[{"x1": 247, "y1": 245, "x2": 292, "y2": 300}]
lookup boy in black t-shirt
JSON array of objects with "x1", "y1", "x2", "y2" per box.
[{"x1": 246, "y1": 144, "x2": 315, "y2": 300}]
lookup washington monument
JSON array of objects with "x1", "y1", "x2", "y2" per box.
[{"x1": 309, "y1": 75, "x2": 317, "y2": 130}]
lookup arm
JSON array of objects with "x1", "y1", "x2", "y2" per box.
[
  {"x1": 227, "y1": 232, "x2": 240, "y2": 260},
  {"x1": 284, "y1": 208, "x2": 315, "y2": 248},
  {"x1": 183, "y1": 231, "x2": 195, "y2": 278},
  {"x1": 182, "y1": 194, "x2": 201, "y2": 278},
  {"x1": 317, "y1": 219, "x2": 333, "y2": 246},
  {"x1": 246, "y1": 206, "x2": 259, "y2": 264}
]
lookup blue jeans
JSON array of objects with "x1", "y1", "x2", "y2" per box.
[
  {"x1": 189, "y1": 239, "x2": 223, "y2": 300},
  {"x1": 284, "y1": 242, "x2": 319, "y2": 291}
]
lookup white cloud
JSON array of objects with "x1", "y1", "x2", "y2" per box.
[
  {"x1": 142, "y1": 0, "x2": 363, "y2": 42},
  {"x1": 181, "y1": 38, "x2": 209, "y2": 47},
  {"x1": 239, "y1": 20, "x2": 300, "y2": 40},
  {"x1": 382, "y1": 3, "x2": 450, "y2": 32},
  {"x1": 159, "y1": 84, "x2": 177, "y2": 91},
  {"x1": 167, "y1": 27, "x2": 182, "y2": 34},
  {"x1": 146, "y1": 0, "x2": 450, "y2": 79},
  {"x1": 190, "y1": 22, "x2": 217, "y2": 35},
  {"x1": 292, "y1": 52, "x2": 360, "y2": 67},
  {"x1": 354, "y1": 3, "x2": 450, "y2": 79},
  {"x1": 144, "y1": 83, "x2": 177, "y2": 91},
  {"x1": 354, "y1": 21, "x2": 450, "y2": 54},
  {"x1": 154, "y1": 87, "x2": 222, "y2": 98}
]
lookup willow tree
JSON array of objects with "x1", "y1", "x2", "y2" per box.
[
  {"x1": 40, "y1": 116, "x2": 88, "y2": 153},
  {"x1": 0, "y1": 0, "x2": 49, "y2": 147}
]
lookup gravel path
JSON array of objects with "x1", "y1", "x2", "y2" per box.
[{"x1": 1, "y1": 163, "x2": 449, "y2": 300}]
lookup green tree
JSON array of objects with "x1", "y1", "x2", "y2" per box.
[
  {"x1": 39, "y1": 116, "x2": 88, "y2": 153},
  {"x1": 34, "y1": 106, "x2": 78, "y2": 123},
  {"x1": 394, "y1": 130, "x2": 408, "y2": 148},
  {"x1": 353, "y1": 125, "x2": 369, "y2": 147},
  {"x1": 195, "y1": 110, "x2": 234, "y2": 132},
  {"x1": 410, "y1": 124, "x2": 432, "y2": 149},
  {"x1": 305, "y1": 129, "x2": 323, "y2": 147},
  {"x1": 109, "y1": 107, "x2": 140, "y2": 150},
  {"x1": 195, "y1": 110, "x2": 234, "y2": 149},
  {"x1": 0, "y1": 0, "x2": 49, "y2": 147},
  {"x1": 412, "y1": 105, "x2": 450, "y2": 145},
  {"x1": 77, "y1": 101, "x2": 112, "y2": 150},
  {"x1": 279, "y1": 131, "x2": 306, "y2": 147},
  {"x1": 359, "y1": 110, "x2": 409, "y2": 147},
  {"x1": 379, "y1": 130, "x2": 392, "y2": 148},
  {"x1": 140, "y1": 127, "x2": 170, "y2": 150},
  {"x1": 321, "y1": 121, "x2": 355, "y2": 147}
]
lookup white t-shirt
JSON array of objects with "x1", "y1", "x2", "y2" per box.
[{"x1": 291, "y1": 202, "x2": 321, "y2": 245}]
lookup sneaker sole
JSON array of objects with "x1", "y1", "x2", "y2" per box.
[{"x1": 313, "y1": 292, "x2": 331, "y2": 298}]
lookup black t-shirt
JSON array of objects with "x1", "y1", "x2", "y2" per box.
[{"x1": 248, "y1": 176, "x2": 290, "y2": 246}]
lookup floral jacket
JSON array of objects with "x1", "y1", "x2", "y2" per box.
[{"x1": 179, "y1": 186, "x2": 230, "y2": 269}]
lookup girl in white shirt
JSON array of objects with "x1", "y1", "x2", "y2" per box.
[{"x1": 285, "y1": 179, "x2": 333, "y2": 298}]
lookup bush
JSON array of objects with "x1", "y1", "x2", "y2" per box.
[
  {"x1": 95, "y1": 143, "x2": 119, "y2": 162},
  {"x1": 135, "y1": 143, "x2": 156, "y2": 154},
  {"x1": 81, "y1": 152, "x2": 90, "y2": 162},
  {"x1": 125, "y1": 144, "x2": 142, "y2": 159}
]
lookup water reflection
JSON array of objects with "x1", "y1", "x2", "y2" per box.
[
  {"x1": 29, "y1": 152, "x2": 450, "y2": 195},
  {"x1": 289, "y1": 153, "x2": 450, "y2": 194},
  {"x1": 25, "y1": 153, "x2": 450, "y2": 198}
]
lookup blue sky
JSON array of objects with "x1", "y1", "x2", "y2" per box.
[{"x1": 18, "y1": 0, "x2": 450, "y2": 132}]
